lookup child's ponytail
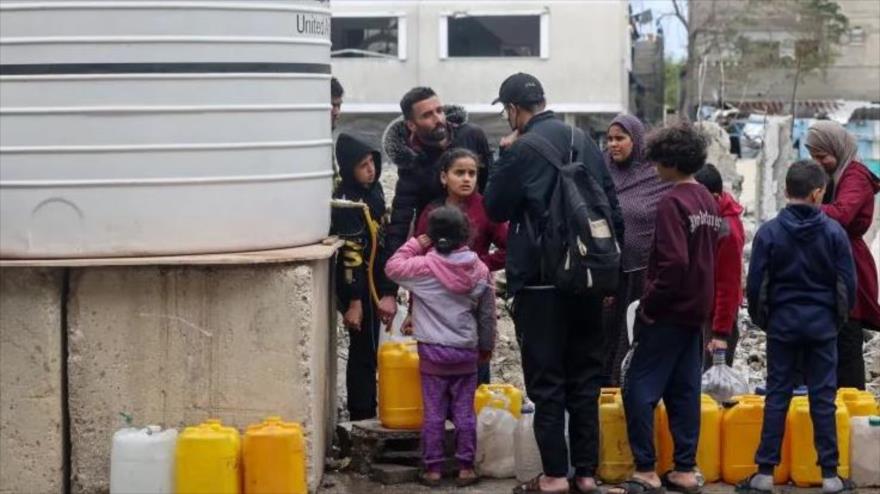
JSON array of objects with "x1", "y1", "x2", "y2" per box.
[{"x1": 427, "y1": 206, "x2": 470, "y2": 255}]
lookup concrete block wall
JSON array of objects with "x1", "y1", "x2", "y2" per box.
[
  {"x1": 756, "y1": 116, "x2": 794, "y2": 222},
  {"x1": 0, "y1": 269, "x2": 65, "y2": 494},
  {"x1": 0, "y1": 252, "x2": 336, "y2": 493}
]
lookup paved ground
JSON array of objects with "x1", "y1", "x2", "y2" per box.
[{"x1": 318, "y1": 472, "x2": 880, "y2": 494}]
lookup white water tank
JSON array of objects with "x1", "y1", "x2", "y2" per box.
[{"x1": 0, "y1": 0, "x2": 333, "y2": 258}]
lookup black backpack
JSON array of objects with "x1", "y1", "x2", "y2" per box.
[{"x1": 519, "y1": 128, "x2": 621, "y2": 295}]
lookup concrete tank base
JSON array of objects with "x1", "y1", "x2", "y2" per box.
[
  {"x1": 0, "y1": 268, "x2": 65, "y2": 494},
  {"x1": 0, "y1": 242, "x2": 340, "y2": 493}
]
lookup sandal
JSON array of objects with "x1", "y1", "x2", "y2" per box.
[
  {"x1": 824, "y1": 477, "x2": 857, "y2": 494},
  {"x1": 456, "y1": 473, "x2": 480, "y2": 488},
  {"x1": 734, "y1": 473, "x2": 772, "y2": 494},
  {"x1": 512, "y1": 474, "x2": 571, "y2": 494},
  {"x1": 609, "y1": 477, "x2": 666, "y2": 494},
  {"x1": 660, "y1": 472, "x2": 702, "y2": 494},
  {"x1": 419, "y1": 472, "x2": 442, "y2": 488}
]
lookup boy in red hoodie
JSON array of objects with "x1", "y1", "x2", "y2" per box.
[{"x1": 695, "y1": 164, "x2": 746, "y2": 368}]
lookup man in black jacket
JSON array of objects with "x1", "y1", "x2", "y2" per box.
[
  {"x1": 484, "y1": 73, "x2": 624, "y2": 494},
  {"x1": 379, "y1": 87, "x2": 493, "y2": 323}
]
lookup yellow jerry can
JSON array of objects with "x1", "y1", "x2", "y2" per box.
[
  {"x1": 721, "y1": 395, "x2": 790, "y2": 485},
  {"x1": 475, "y1": 384, "x2": 523, "y2": 419},
  {"x1": 243, "y1": 416, "x2": 307, "y2": 494},
  {"x1": 598, "y1": 392, "x2": 635, "y2": 483},
  {"x1": 655, "y1": 394, "x2": 722, "y2": 482},
  {"x1": 788, "y1": 396, "x2": 850, "y2": 487},
  {"x1": 378, "y1": 341, "x2": 423, "y2": 429},
  {"x1": 176, "y1": 419, "x2": 241, "y2": 494}
]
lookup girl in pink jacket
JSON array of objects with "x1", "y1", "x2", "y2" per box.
[{"x1": 385, "y1": 206, "x2": 496, "y2": 488}]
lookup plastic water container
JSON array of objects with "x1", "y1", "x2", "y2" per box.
[
  {"x1": 514, "y1": 404, "x2": 542, "y2": 483},
  {"x1": 378, "y1": 341, "x2": 423, "y2": 429},
  {"x1": 0, "y1": 1, "x2": 333, "y2": 258},
  {"x1": 643, "y1": 402, "x2": 678, "y2": 475},
  {"x1": 655, "y1": 395, "x2": 722, "y2": 481},
  {"x1": 654, "y1": 401, "x2": 672, "y2": 474},
  {"x1": 789, "y1": 396, "x2": 850, "y2": 487},
  {"x1": 598, "y1": 392, "x2": 634, "y2": 483},
  {"x1": 176, "y1": 419, "x2": 241, "y2": 494},
  {"x1": 850, "y1": 416, "x2": 880, "y2": 487},
  {"x1": 243, "y1": 416, "x2": 307, "y2": 494},
  {"x1": 110, "y1": 425, "x2": 177, "y2": 494},
  {"x1": 838, "y1": 388, "x2": 879, "y2": 417},
  {"x1": 697, "y1": 395, "x2": 723, "y2": 482},
  {"x1": 475, "y1": 406, "x2": 518, "y2": 478},
  {"x1": 475, "y1": 384, "x2": 523, "y2": 419},
  {"x1": 721, "y1": 395, "x2": 790, "y2": 485}
]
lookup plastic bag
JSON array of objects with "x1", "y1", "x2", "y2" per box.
[
  {"x1": 701, "y1": 350, "x2": 749, "y2": 404},
  {"x1": 475, "y1": 406, "x2": 517, "y2": 478},
  {"x1": 514, "y1": 402, "x2": 542, "y2": 482},
  {"x1": 378, "y1": 303, "x2": 412, "y2": 347},
  {"x1": 620, "y1": 301, "x2": 640, "y2": 390}
]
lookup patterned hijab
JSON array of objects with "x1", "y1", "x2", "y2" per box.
[
  {"x1": 605, "y1": 113, "x2": 646, "y2": 167},
  {"x1": 604, "y1": 114, "x2": 672, "y2": 271},
  {"x1": 805, "y1": 120, "x2": 859, "y2": 197}
]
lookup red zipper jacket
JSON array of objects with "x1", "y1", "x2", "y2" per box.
[{"x1": 710, "y1": 192, "x2": 746, "y2": 336}]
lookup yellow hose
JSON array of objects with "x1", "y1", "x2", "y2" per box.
[{"x1": 330, "y1": 199, "x2": 381, "y2": 308}]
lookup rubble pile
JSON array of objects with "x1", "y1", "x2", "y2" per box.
[
  {"x1": 336, "y1": 319, "x2": 351, "y2": 423},
  {"x1": 334, "y1": 149, "x2": 880, "y2": 424},
  {"x1": 864, "y1": 331, "x2": 880, "y2": 397},
  {"x1": 488, "y1": 300, "x2": 525, "y2": 393}
]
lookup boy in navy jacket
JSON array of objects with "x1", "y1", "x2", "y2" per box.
[
  {"x1": 738, "y1": 160, "x2": 856, "y2": 494},
  {"x1": 331, "y1": 133, "x2": 397, "y2": 421}
]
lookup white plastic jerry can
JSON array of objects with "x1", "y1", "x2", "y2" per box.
[
  {"x1": 110, "y1": 425, "x2": 178, "y2": 494},
  {"x1": 851, "y1": 416, "x2": 880, "y2": 487}
]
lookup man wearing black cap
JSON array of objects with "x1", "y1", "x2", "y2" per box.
[{"x1": 485, "y1": 73, "x2": 623, "y2": 494}]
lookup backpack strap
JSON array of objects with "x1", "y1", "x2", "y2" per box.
[
  {"x1": 518, "y1": 128, "x2": 574, "y2": 170},
  {"x1": 516, "y1": 127, "x2": 575, "y2": 285}
]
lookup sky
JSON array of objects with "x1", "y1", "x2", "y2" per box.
[{"x1": 631, "y1": 0, "x2": 689, "y2": 61}]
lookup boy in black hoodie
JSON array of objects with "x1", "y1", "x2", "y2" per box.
[
  {"x1": 738, "y1": 160, "x2": 856, "y2": 494},
  {"x1": 332, "y1": 133, "x2": 396, "y2": 421}
]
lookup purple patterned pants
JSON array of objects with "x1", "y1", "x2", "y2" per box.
[{"x1": 420, "y1": 371, "x2": 478, "y2": 473}]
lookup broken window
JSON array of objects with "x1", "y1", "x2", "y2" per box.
[
  {"x1": 331, "y1": 17, "x2": 399, "y2": 58},
  {"x1": 446, "y1": 15, "x2": 542, "y2": 57},
  {"x1": 736, "y1": 38, "x2": 781, "y2": 66},
  {"x1": 849, "y1": 26, "x2": 866, "y2": 45}
]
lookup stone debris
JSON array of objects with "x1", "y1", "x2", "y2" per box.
[
  {"x1": 696, "y1": 121, "x2": 743, "y2": 196},
  {"x1": 489, "y1": 298, "x2": 525, "y2": 394},
  {"x1": 864, "y1": 330, "x2": 880, "y2": 397}
]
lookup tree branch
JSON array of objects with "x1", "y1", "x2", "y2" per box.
[{"x1": 671, "y1": 0, "x2": 689, "y2": 30}]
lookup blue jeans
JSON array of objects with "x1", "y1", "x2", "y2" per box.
[
  {"x1": 755, "y1": 336, "x2": 838, "y2": 475},
  {"x1": 623, "y1": 320, "x2": 701, "y2": 472}
]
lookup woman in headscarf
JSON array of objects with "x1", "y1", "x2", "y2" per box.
[
  {"x1": 601, "y1": 114, "x2": 672, "y2": 386},
  {"x1": 806, "y1": 120, "x2": 880, "y2": 390}
]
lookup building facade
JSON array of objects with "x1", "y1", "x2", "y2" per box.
[
  {"x1": 331, "y1": 0, "x2": 633, "y2": 142},
  {"x1": 687, "y1": 0, "x2": 880, "y2": 110}
]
